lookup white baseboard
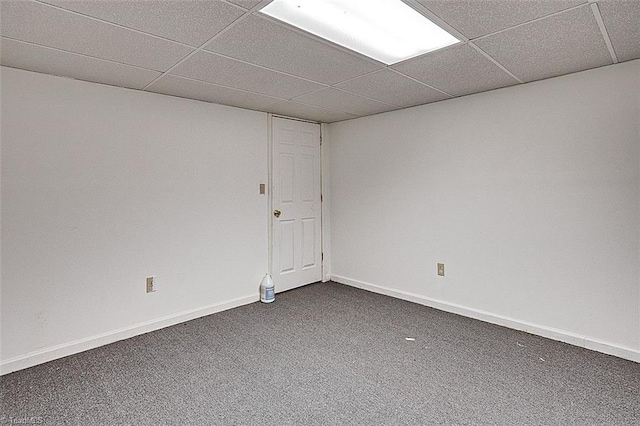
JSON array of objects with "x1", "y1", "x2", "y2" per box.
[
  {"x1": 331, "y1": 275, "x2": 640, "y2": 363},
  {"x1": 1, "y1": 294, "x2": 259, "y2": 375}
]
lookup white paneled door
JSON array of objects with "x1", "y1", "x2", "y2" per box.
[{"x1": 271, "y1": 117, "x2": 322, "y2": 293}]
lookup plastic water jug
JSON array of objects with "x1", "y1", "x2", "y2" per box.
[{"x1": 260, "y1": 274, "x2": 275, "y2": 303}]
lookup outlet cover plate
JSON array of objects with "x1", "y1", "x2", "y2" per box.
[{"x1": 146, "y1": 276, "x2": 155, "y2": 293}]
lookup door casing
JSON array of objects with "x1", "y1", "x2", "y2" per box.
[{"x1": 268, "y1": 114, "x2": 324, "y2": 292}]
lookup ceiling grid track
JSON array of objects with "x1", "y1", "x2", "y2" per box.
[
  {"x1": 142, "y1": 0, "x2": 274, "y2": 90},
  {"x1": 0, "y1": 36, "x2": 160, "y2": 75},
  {"x1": 330, "y1": 86, "x2": 404, "y2": 109},
  {"x1": 32, "y1": 0, "x2": 194, "y2": 49},
  {"x1": 203, "y1": 51, "x2": 331, "y2": 88},
  {"x1": 589, "y1": 2, "x2": 619, "y2": 64},
  {"x1": 468, "y1": 42, "x2": 524, "y2": 84},
  {"x1": 151, "y1": 73, "x2": 288, "y2": 102},
  {"x1": 471, "y1": 2, "x2": 592, "y2": 42},
  {"x1": 387, "y1": 68, "x2": 456, "y2": 98}
]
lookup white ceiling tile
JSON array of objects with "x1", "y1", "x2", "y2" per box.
[
  {"x1": 475, "y1": 6, "x2": 613, "y2": 83},
  {"x1": 335, "y1": 69, "x2": 452, "y2": 108},
  {"x1": 1, "y1": 0, "x2": 633, "y2": 121},
  {"x1": 146, "y1": 74, "x2": 283, "y2": 111},
  {"x1": 291, "y1": 88, "x2": 398, "y2": 116},
  {"x1": 0, "y1": 1, "x2": 193, "y2": 71},
  {"x1": 41, "y1": 0, "x2": 246, "y2": 47},
  {"x1": 268, "y1": 101, "x2": 357, "y2": 123},
  {"x1": 225, "y1": 0, "x2": 263, "y2": 9},
  {"x1": 597, "y1": 0, "x2": 640, "y2": 62},
  {"x1": 204, "y1": 14, "x2": 383, "y2": 84},
  {"x1": 0, "y1": 38, "x2": 161, "y2": 89},
  {"x1": 417, "y1": 0, "x2": 586, "y2": 39},
  {"x1": 171, "y1": 51, "x2": 324, "y2": 99},
  {"x1": 392, "y1": 43, "x2": 518, "y2": 96}
]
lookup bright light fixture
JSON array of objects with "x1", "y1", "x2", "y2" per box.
[{"x1": 259, "y1": 0, "x2": 460, "y2": 65}]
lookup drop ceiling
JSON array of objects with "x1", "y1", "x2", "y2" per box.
[{"x1": 1, "y1": 0, "x2": 638, "y2": 123}]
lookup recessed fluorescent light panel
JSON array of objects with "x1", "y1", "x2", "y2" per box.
[{"x1": 259, "y1": 0, "x2": 460, "y2": 65}]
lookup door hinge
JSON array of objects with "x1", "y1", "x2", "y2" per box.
[
  {"x1": 322, "y1": 252, "x2": 324, "y2": 261},
  {"x1": 321, "y1": 193, "x2": 323, "y2": 202}
]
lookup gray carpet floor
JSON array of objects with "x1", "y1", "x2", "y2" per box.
[{"x1": 1, "y1": 281, "x2": 638, "y2": 425}]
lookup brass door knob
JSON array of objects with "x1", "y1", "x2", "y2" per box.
[{"x1": 274, "y1": 210, "x2": 281, "y2": 218}]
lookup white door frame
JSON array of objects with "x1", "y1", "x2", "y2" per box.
[{"x1": 268, "y1": 114, "x2": 325, "y2": 288}]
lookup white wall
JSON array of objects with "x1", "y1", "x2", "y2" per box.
[
  {"x1": 1, "y1": 67, "x2": 268, "y2": 372},
  {"x1": 327, "y1": 60, "x2": 640, "y2": 360},
  {"x1": 2, "y1": 60, "x2": 638, "y2": 370}
]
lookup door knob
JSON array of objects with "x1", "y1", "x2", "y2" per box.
[{"x1": 274, "y1": 210, "x2": 281, "y2": 218}]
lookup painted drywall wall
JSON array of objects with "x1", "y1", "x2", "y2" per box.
[
  {"x1": 1, "y1": 67, "x2": 268, "y2": 371},
  {"x1": 327, "y1": 60, "x2": 640, "y2": 358}
]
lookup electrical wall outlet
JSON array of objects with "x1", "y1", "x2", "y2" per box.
[
  {"x1": 146, "y1": 276, "x2": 155, "y2": 293},
  {"x1": 437, "y1": 263, "x2": 445, "y2": 276}
]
